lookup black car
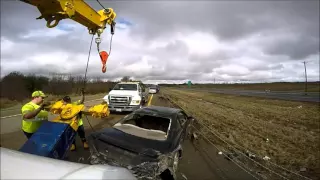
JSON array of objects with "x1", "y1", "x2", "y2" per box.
[{"x1": 88, "y1": 106, "x2": 194, "y2": 180}]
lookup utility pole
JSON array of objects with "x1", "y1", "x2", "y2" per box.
[{"x1": 303, "y1": 61, "x2": 308, "y2": 95}]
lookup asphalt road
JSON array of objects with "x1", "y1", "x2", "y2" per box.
[
  {"x1": 186, "y1": 88, "x2": 320, "y2": 103},
  {"x1": 1, "y1": 94, "x2": 256, "y2": 180}
]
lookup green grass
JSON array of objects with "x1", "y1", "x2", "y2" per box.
[
  {"x1": 163, "y1": 88, "x2": 320, "y2": 180},
  {"x1": 167, "y1": 82, "x2": 320, "y2": 92}
]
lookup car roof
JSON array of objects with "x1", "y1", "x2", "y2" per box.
[
  {"x1": 118, "y1": 82, "x2": 140, "y2": 84},
  {"x1": 135, "y1": 106, "x2": 181, "y2": 118}
]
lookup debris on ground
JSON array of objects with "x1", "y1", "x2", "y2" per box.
[
  {"x1": 263, "y1": 156, "x2": 270, "y2": 161},
  {"x1": 191, "y1": 133, "x2": 198, "y2": 141},
  {"x1": 300, "y1": 167, "x2": 307, "y2": 172},
  {"x1": 225, "y1": 152, "x2": 239, "y2": 161},
  {"x1": 181, "y1": 173, "x2": 188, "y2": 180},
  {"x1": 297, "y1": 105, "x2": 302, "y2": 109},
  {"x1": 218, "y1": 151, "x2": 223, "y2": 155},
  {"x1": 245, "y1": 150, "x2": 256, "y2": 159},
  {"x1": 257, "y1": 171, "x2": 268, "y2": 179}
]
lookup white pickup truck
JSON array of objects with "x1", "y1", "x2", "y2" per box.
[{"x1": 103, "y1": 82, "x2": 149, "y2": 112}]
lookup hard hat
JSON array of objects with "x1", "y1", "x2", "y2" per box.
[{"x1": 31, "y1": 91, "x2": 47, "y2": 98}]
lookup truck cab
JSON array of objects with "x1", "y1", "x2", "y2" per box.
[{"x1": 103, "y1": 82, "x2": 148, "y2": 112}]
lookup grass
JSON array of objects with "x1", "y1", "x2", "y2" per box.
[
  {"x1": 171, "y1": 82, "x2": 320, "y2": 92},
  {"x1": 0, "y1": 98, "x2": 21, "y2": 109},
  {"x1": 162, "y1": 88, "x2": 320, "y2": 180}
]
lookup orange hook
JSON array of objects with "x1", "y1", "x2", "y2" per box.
[{"x1": 99, "y1": 51, "x2": 109, "y2": 73}]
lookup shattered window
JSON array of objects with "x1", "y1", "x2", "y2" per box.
[
  {"x1": 114, "y1": 113, "x2": 171, "y2": 140},
  {"x1": 123, "y1": 114, "x2": 170, "y2": 133}
]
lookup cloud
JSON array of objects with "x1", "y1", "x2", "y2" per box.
[{"x1": 1, "y1": 0, "x2": 319, "y2": 83}]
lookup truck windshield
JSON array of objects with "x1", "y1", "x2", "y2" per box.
[{"x1": 113, "y1": 84, "x2": 137, "y2": 91}]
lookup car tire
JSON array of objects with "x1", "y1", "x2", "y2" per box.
[{"x1": 140, "y1": 99, "x2": 145, "y2": 108}]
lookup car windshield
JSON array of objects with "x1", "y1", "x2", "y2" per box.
[
  {"x1": 114, "y1": 113, "x2": 171, "y2": 141},
  {"x1": 113, "y1": 84, "x2": 137, "y2": 91}
]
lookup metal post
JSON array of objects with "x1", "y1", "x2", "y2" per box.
[{"x1": 303, "y1": 61, "x2": 308, "y2": 95}]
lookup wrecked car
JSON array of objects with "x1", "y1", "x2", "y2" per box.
[{"x1": 88, "y1": 106, "x2": 194, "y2": 180}]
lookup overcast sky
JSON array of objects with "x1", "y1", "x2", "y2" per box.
[{"x1": 1, "y1": 0, "x2": 319, "y2": 84}]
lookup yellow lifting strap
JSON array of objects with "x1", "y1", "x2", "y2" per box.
[{"x1": 48, "y1": 100, "x2": 110, "y2": 131}]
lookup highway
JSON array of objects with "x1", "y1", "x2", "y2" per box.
[
  {"x1": 0, "y1": 93, "x2": 256, "y2": 180},
  {"x1": 187, "y1": 88, "x2": 320, "y2": 102}
]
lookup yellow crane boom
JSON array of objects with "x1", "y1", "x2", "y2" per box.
[{"x1": 20, "y1": 0, "x2": 116, "y2": 36}]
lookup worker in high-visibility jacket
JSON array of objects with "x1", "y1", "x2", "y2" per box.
[
  {"x1": 21, "y1": 91, "x2": 49, "y2": 139},
  {"x1": 62, "y1": 89, "x2": 89, "y2": 151}
]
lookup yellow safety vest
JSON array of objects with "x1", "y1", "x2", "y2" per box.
[
  {"x1": 72, "y1": 100, "x2": 83, "y2": 126},
  {"x1": 21, "y1": 102, "x2": 49, "y2": 133}
]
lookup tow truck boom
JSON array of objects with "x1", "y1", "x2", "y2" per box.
[
  {"x1": 16, "y1": 0, "x2": 116, "y2": 160},
  {"x1": 20, "y1": 0, "x2": 116, "y2": 36}
]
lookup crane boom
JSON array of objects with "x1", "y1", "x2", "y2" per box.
[{"x1": 20, "y1": 0, "x2": 116, "y2": 36}]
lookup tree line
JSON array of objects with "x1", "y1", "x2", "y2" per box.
[{"x1": 0, "y1": 71, "x2": 117, "y2": 101}]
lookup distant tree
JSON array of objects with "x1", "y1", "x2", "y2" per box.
[
  {"x1": 121, "y1": 76, "x2": 131, "y2": 82},
  {"x1": 0, "y1": 71, "x2": 118, "y2": 102},
  {"x1": 0, "y1": 71, "x2": 29, "y2": 100},
  {"x1": 24, "y1": 74, "x2": 49, "y2": 94}
]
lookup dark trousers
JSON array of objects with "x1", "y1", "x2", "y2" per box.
[
  {"x1": 72, "y1": 125, "x2": 87, "y2": 145},
  {"x1": 23, "y1": 131, "x2": 34, "y2": 139}
]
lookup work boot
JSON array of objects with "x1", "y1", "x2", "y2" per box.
[
  {"x1": 70, "y1": 144, "x2": 76, "y2": 151},
  {"x1": 83, "y1": 142, "x2": 89, "y2": 149}
]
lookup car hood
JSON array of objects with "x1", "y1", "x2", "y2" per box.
[
  {"x1": 88, "y1": 129, "x2": 174, "y2": 179},
  {"x1": 108, "y1": 90, "x2": 139, "y2": 97}
]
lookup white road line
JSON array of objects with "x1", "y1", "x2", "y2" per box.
[
  {"x1": 0, "y1": 98, "x2": 102, "y2": 119},
  {"x1": 0, "y1": 114, "x2": 22, "y2": 119}
]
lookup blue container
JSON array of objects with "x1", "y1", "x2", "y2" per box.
[{"x1": 19, "y1": 121, "x2": 76, "y2": 160}]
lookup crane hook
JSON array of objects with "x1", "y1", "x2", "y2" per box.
[
  {"x1": 99, "y1": 51, "x2": 109, "y2": 73},
  {"x1": 95, "y1": 21, "x2": 115, "y2": 73}
]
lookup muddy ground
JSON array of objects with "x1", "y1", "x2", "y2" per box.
[{"x1": 1, "y1": 93, "x2": 256, "y2": 180}]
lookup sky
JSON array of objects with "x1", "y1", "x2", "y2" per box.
[{"x1": 1, "y1": 0, "x2": 319, "y2": 84}]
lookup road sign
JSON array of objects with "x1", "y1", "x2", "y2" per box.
[{"x1": 188, "y1": 80, "x2": 191, "y2": 88}]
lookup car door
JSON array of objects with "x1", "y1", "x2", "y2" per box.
[{"x1": 177, "y1": 111, "x2": 188, "y2": 142}]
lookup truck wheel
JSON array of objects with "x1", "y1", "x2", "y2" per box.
[{"x1": 140, "y1": 99, "x2": 145, "y2": 108}]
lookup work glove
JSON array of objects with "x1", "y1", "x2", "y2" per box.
[{"x1": 41, "y1": 102, "x2": 51, "y2": 110}]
